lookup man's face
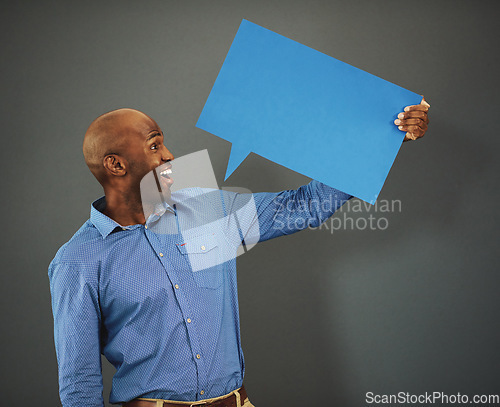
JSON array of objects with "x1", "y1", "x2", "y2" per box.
[{"x1": 119, "y1": 111, "x2": 175, "y2": 193}]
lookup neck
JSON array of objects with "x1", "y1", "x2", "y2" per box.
[{"x1": 102, "y1": 186, "x2": 147, "y2": 226}]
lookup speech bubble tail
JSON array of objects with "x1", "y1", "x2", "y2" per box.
[{"x1": 224, "y1": 144, "x2": 249, "y2": 181}]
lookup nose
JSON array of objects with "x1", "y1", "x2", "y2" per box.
[{"x1": 162, "y1": 145, "x2": 174, "y2": 162}]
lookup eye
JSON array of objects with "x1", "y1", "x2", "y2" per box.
[{"x1": 150, "y1": 144, "x2": 158, "y2": 150}]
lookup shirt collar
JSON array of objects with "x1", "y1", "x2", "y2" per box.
[
  {"x1": 90, "y1": 196, "x2": 175, "y2": 238},
  {"x1": 147, "y1": 201, "x2": 176, "y2": 225},
  {"x1": 90, "y1": 197, "x2": 135, "y2": 238}
]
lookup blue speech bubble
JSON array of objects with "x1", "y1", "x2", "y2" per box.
[{"x1": 196, "y1": 19, "x2": 422, "y2": 204}]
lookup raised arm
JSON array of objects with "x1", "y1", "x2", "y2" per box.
[
  {"x1": 221, "y1": 180, "x2": 351, "y2": 246},
  {"x1": 253, "y1": 180, "x2": 352, "y2": 241}
]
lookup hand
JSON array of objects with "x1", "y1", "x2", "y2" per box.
[{"x1": 394, "y1": 97, "x2": 430, "y2": 141}]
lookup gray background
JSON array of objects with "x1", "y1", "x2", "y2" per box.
[{"x1": 1, "y1": 1, "x2": 499, "y2": 406}]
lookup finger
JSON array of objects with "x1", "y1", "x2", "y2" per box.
[
  {"x1": 404, "y1": 104, "x2": 429, "y2": 113},
  {"x1": 404, "y1": 128, "x2": 427, "y2": 141},
  {"x1": 397, "y1": 116, "x2": 428, "y2": 131},
  {"x1": 397, "y1": 111, "x2": 429, "y2": 123},
  {"x1": 394, "y1": 118, "x2": 426, "y2": 127},
  {"x1": 420, "y1": 96, "x2": 431, "y2": 108},
  {"x1": 404, "y1": 132, "x2": 417, "y2": 141},
  {"x1": 398, "y1": 124, "x2": 426, "y2": 133}
]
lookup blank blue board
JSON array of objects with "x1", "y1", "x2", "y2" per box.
[{"x1": 196, "y1": 19, "x2": 422, "y2": 204}]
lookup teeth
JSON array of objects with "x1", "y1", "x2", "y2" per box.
[{"x1": 160, "y1": 168, "x2": 172, "y2": 176}]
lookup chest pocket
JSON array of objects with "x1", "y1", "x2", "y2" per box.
[{"x1": 177, "y1": 234, "x2": 223, "y2": 289}]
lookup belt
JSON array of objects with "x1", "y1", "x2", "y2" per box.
[{"x1": 123, "y1": 385, "x2": 248, "y2": 407}]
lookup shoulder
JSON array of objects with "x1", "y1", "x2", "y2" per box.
[
  {"x1": 48, "y1": 220, "x2": 106, "y2": 278},
  {"x1": 52, "y1": 221, "x2": 100, "y2": 259}
]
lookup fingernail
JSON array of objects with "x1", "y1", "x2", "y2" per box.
[
  {"x1": 404, "y1": 106, "x2": 410, "y2": 112},
  {"x1": 394, "y1": 119, "x2": 401, "y2": 125},
  {"x1": 398, "y1": 113, "x2": 405, "y2": 119},
  {"x1": 398, "y1": 126, "x2": 403, "y2": 130}
]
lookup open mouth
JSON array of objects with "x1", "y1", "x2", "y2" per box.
[
  {"x1": 159, "y1": 167, "x2": 172, "y2": 179},
  {"x1": 157, "y1": 164, "x2": 174, "y2": 188}
]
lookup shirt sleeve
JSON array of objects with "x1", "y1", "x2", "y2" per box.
[
  {"x1": 48, "y1": 261, "x2": 105, "y2": 407},
  {"x1": 224, "y1": 180, "x2": 352, "y2": 244}
]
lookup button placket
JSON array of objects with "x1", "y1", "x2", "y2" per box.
[{"x1": 144, "y1": 228, "x2": 208, "y2": 385}]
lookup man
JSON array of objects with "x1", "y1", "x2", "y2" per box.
[{"x1": 49, "y1": 101, "x2": 429, "y2": 407}]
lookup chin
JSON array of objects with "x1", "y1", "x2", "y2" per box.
[{"x1": 140, "y1": 167, "x2": 173, "y2": 210}]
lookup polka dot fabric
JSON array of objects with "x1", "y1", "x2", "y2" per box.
[{"x1": 48, "y1": 180, "x2": 350, "y2": 406}]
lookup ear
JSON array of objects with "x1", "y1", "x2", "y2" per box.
[{"x1": 103, "y1": 154, "x2": 128, "y2": 177}]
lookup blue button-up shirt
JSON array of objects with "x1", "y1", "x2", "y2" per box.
[{"x1": 49, "y1": 181, "x2": 350, "y2": 406}]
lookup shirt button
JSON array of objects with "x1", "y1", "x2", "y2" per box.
[
  {"x1": 196, "y1": 354, "x2": 201, "y2": 359},
  {"x1": 174, "y1": 284, "x2": 179, "y2": 289},
  {"x1": 121, "y1": 227, "x2": 126, "y2": 231},
  {"x1": 200, "y1": 390, "x2": 205, "y2": 395},
  {"x1": 145, "y1": 225, "x2": 148, "y2": 229},
  {"x1": 201, "y1": 245, "x2": 206, "y2": 251},
  {"x1": 187, "y1": 318, "x2": 192, "y2": 323},
  {"x1": 159, "y1": 253, "x2": 164, "y2": 257}
]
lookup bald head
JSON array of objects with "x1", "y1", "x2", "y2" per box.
[{"x1": 83, "y1": 108, "x2": 156, "y2": 185}]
